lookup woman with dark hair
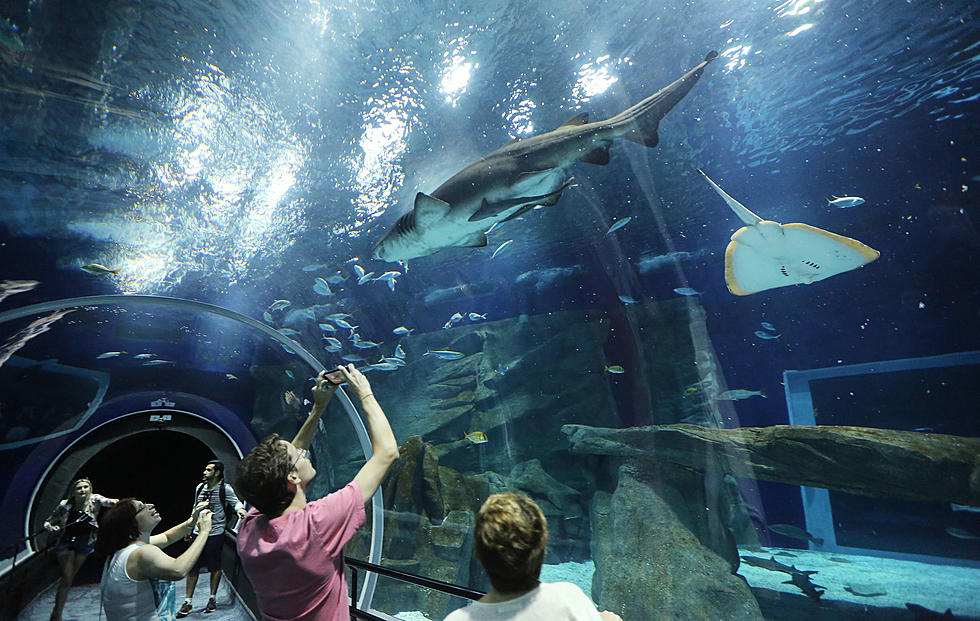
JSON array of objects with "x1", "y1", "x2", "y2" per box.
[
  {"x1": 444, "y1": 493, "x2": 622, "y2": 621},
  {"x1": 96, "y1": 498, "x2": 212, "y2": 621},
  {"x1": 42, "y1": 477, "x2": 118, "y2": 621}
]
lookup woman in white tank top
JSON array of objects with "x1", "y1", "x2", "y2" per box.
[{"x1": 97, "y1": 498, "x2": 213, "y2": 621}]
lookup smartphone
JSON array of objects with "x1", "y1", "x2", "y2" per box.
[{"x1": 325, "y1": 370, "x2": 346, "y2": 385}]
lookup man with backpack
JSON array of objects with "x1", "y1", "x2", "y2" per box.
[{"x1": 176, "y1": 459, "x2": 247, "y2": 617}]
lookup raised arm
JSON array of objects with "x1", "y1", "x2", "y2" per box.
[
  {"x1": 150, "y1": 502, "x2": 208, "y2": 548},
  {"x1": 336, "y1": 364, "x2": 399, "y2": 504},
  {"x1": 292, "y1": 369, "x2": 337, "y2": 451},
  {"x1": 133, "y1": 510, "x2": 213, "y2": 581}
]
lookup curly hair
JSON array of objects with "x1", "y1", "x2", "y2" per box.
[
  {"x1": 473, "y1": 492, "x2": 549, "y2": 593},
  {"x1": 235, "y1": 434, "x2": 293, "y2": 517},
  {"x1": 95, "y1": 498, "x2": 140, "y2": 558}
]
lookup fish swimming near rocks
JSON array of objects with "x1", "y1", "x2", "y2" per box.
[
  {"x1": 372, "y1": 52, "x2": 719, "y2": 261},
  {"x1": 767, "y1": 523, "x2": 823, "y2": 546}
]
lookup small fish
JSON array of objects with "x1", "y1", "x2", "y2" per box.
[
  {"x1": 442, "y1": 320, "x2": 454, "y2": 330},
  {"x1": 334, "y1": 319, "x2": 357, "y2": 331},
  {"x1": 318, "y1": 323, "x2": 337, "y2": 333},
  {"x1": 323, "y1": 342, "x2": 342, "y2": 353},
  {"x1": 392, "y1": 326, "x2": 413, "y2": 336},
  {"x1": 450, "y1": 312, "x2": 464, "y2": 324},
  {"x1": 945, "y1": 527, "x2": 979, "y2": 540},
  {"x1": 717, "y1": 389, "x2": 766, "y2": 400},
  {"x1": 263, "y1": 311, "x2": 274, "y2": 323},
  {"x1": 767, "y1": 523, "x2": 823, "y2": 546},
  {"x1": 323, "y1": 337, "x2": 342, "y2": 348},
  {"x1": 96, "y1": 351, "x2": 126, "y2": 359},
  {"x1": 284, "y1": 370, "x2": 294, "y2": 379},
  {"x1": 761, "y1": 321, "x2": 776, "y2": 331},
  {"x1": 342, "y1": 353, "x2": 367, "y2": 363},
  {"x1": 325, "y1": 313, "x2": 353, "y2": 321},
  {"x1": 301, "y1": 263, "x2": 327, "y2": 272},
  {"x1": 375, "y1": 271, "x2": 401, "y2": 281},
  {"x1": 604, "y1": 365, "x2": 625, "y2": 374},
  {"x1": 468, "y1": 313, "x2": 487, "y2": 321},
  {"x1": 357, "y1": 272, "x2": 376, "y2": 285},
  {"x1": 618, "y1": 295, "x2": 638, "y2": 304},
  {"x1": 353, "y1": 264, "x2": 366, "y2": 278},
  {"x1": 682, "y1": 385, "x2": 701, "y2": 396},
  {"x1": 368, "y1": 362, "x2": 400, "y2": 371},
  {"x1": 424, "y1": 350, "x2": 465, "y2": 360},
  {"x1": 491, "y1": 239, "x2": 514, "y2": 259},
  {"x1": 353, "y1": 340, "x2": 381, "y2": 349},
  {"x1": 828, "y1": 196, "x2": 865, "y2": 208},
  {"x1": 378, "y1": 356, "x2": 406, "y2": 367},
  {"x1": 313, "y1": 278, "x2": 333, "y2": 296},
  {"x1": 606, "y1": 217, "x2": 632, "y2": 235},
  {"x1": 755, "y1": 330, "x2": 781, "y2": 340},
  {"x1": 673, "y1": 287, "x2": 701, "y2": 296},
  {"x1": 225, "y1": 373, "x2": 239, "y2": 380},
  {"x1": 464, "y1": 431, "x2": 489, "y2": 444},
  {"x1": 81, "y1": 263, "x2": 120, "y2": 275},
  {"x1": 142, "y1": 359, "x2": 175, "y2": 366},
  {"x1": 133, "y1": 353, "x2": 155, "y2": 359},
  {"x1": 277, "y1": 328, "x2": 301, "y2": 337},
  {"x1": 951, "y1": 503, "x2": 980, "y2": 513},
  {"x1": 269, "y1": 300, "x2": 291, "y2": 311},
  {"x1": 324, "y1": 273, "x2": 347, "y2": 285}
]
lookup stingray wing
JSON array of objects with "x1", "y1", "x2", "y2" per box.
[{"x1": 725, "y1": 221, "x2": 880, "y2": 295}]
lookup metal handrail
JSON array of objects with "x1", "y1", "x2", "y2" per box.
[{"x1": 346, "y1": 556, "x2": 485, "y2": 602}]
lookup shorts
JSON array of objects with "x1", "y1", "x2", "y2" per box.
[
  {"x1": 56, "y1": 536, "x2": 94, "y2": 556},
  {"x1": 191, "y1": 534, "x2": 224, "y2": 574}
]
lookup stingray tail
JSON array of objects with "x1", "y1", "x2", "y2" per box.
[
  {"x1": 697, "y1": 168, "x2": 764, "y2": 225},
  {"x1": 609, "y1": 51, "x2": 718, "y2": 148}
]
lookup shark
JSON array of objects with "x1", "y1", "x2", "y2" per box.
[{"x1": 372, "y1": 51, "x2": 719, "y2": 262}]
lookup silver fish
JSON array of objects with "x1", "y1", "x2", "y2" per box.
[
  {"x1": 754, "y1": 330, "x2": 781, "y2": 340},
  {"x1": 717, "y1": 389, "x2": 766, "y2": 400},
  {"x1": 606, "y1": 216, "x2": 632, "y2": 235},
  {"x1": 424, "y1": 350, "x2": 465, "y2": 360}
]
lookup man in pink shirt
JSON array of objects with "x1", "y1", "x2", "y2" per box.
[{"x1": 235, "y1": 364, "x2": 399, "y2": 621}]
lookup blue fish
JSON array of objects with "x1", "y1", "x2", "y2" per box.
[
  {"x1": 606, "y1": 217, "x2": 632, "y2": 235},
  {"x1": 318, "y1": 323, "x2": 336, "y2": 333},
  {"x1": 618, "y1": 295, "x2": 638, "y2": 304},
  {"x1": 313, "y1": 278, "x2": 333, "y2": 296},
  {"x1": 673, "y1": 287, "x2": 701, "y2": 296},
  {"x1": 424, "y1": 350, "x2": 465, "y2": 361},
  {"x1": 754, "y1": 330, "x2": 781, "y2": 340},
  {"x1": 761, "y1": 321, "x2": 776, "y2": 331}
]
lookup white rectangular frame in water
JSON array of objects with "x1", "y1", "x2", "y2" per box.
[{"x1": 783, "y1": 349, "x2": 980, "y2": 568}]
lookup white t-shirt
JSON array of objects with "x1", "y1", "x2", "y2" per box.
[{"x1": 444, "y1": 582, "x2": 602, "y2": 621}]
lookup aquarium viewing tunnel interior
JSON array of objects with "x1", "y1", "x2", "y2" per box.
[{"x1": 1, "y1": 1, "x2": 978, "y2": 620}]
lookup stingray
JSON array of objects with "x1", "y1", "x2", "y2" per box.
[{"x1": 697, "y1": 169, "x2": 880, "y2": 296}]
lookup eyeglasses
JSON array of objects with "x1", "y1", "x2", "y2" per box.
[{"x1": 290, "y1": 448, "x2": 309, "y2": 471}]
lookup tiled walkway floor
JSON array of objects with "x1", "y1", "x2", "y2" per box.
[{"x1": 18, "y1": 573, "x2": 255, "y2": 621}]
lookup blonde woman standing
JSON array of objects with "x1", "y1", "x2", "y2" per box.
[{"x1": 42, "y1": 478, "x2": 118, "y2": 621}]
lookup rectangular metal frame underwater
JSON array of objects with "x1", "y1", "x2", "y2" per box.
[{"x1": 783, "y1": 350, "x2": 980, "y2": 568}]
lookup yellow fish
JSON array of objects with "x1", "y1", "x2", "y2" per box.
[
  {"x1": 81, "y1": 263, "x2": 120, "y2": 275},
  {"x1": 225, "y1": 373, "x2": 239, "y2": 380},
  {"x1": 464, "y1": 431, "x2": 488, "y2": 444},
  {"x1": 604, "y1": 365, "x2": 625, "y2": 374},
  {"x1": 682, "y1": 385, "x2": 700, "y2": 396}
]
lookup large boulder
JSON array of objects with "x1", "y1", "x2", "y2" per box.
[{"x1": 592, "y1": 465, "x2": 764, "y2": 621}]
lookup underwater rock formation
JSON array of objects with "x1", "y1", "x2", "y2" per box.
[
  {"x1": 562, "y1": 423, "x2": 980, "y2": 505},
  {"x1": 591, "y1": 465, "x2": 764, "y2": 620}
]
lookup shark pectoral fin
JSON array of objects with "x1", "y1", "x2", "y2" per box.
[
  {"x1": 557, "y1": 112, "x2": 590, "y2": 129},
  {"x1": 414, "y1": 192, "x2": 451, "y2": 227},
  {"x1": 456, "y1": 231, "x2": 488, "y2": 248},
  {"x1": 580, "y1": 146, "x2": 610, "y2": 166}
]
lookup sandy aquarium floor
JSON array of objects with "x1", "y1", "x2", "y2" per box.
[
  {"x1": 396, "y1": 551, "x2": 980, "y2": 620},
  {"x1": 736, "y1": 546, "x2": 980, "y2": 617}
]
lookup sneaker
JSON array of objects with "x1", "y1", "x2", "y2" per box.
[
  {"x1": 204, "y1": 597, "x2": 217, "y2": 614},
  {"x1": 176, "y1": 601, "x2": 192, "y2": 618}
]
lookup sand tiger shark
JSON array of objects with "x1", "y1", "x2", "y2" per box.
[{"x1": 372, "y1": 51, "x2": 719, "y2": 262}]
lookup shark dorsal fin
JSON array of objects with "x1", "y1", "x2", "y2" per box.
[
  {"x1": 413, "y1": 193, "x2": 451, "y2": 227},
  {"x1": 557, "y1": 112, "x2": 590, "y2": 129}
]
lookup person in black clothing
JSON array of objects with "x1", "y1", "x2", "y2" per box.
[
  {"x1": 42, "y1": 477, "x2": 118, "y2": 621},
  {"x1": 176, "y1": 459, "x2": 246, "y2": 617}
]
